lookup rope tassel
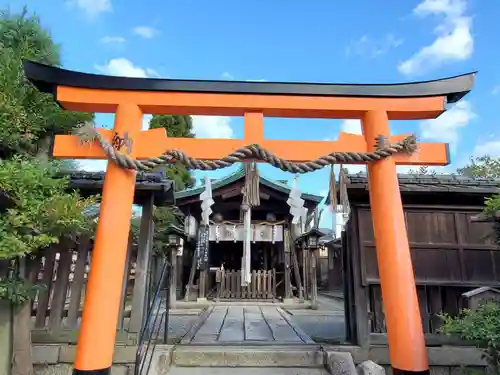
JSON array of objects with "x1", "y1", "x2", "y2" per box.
[
  {"x1": 329, "y1": 165, "x2": 337, "y2": 212},
  {"x1": 73, "y1": 122, "x2": 418, "y2": 173},
  {"x1": 244, "y1": 161, "x2": 260, "y2": 207},
  {"x1": 338, "y1": 165, "x2": 349, "y2": 215}
]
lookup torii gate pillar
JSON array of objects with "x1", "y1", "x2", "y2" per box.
[
  {"x1": 363, "y1": 110, "x2": 428, "y2": 374},
  {"x1": 75, "y1": 104, "x2": 143, "y2": 374}
]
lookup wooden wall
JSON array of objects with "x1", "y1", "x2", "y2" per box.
[
  {"x1": 25, "y1": 236, "x2": 148, "y2": 344},
  {"x1": 345, "y1": 203, "x2": 499, "y2": 347},
  {"x1": 25, "y1": 195, "x2": 155, "y2": 345}
]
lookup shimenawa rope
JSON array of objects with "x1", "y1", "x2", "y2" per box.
[{"x1": 74, "y1": 123, "x2": 417, "y2": 174}]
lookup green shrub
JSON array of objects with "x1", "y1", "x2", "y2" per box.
[
  {"x1": 0, "y1": 275, "x2": 45, "y2": 306},
  {"x1": 440, "y1": 302, "x2": 500, "y2": 374}
]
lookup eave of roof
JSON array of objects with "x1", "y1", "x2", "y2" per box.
[
  {"x1": 324, "y1": 173, "x2": 500, "y2": 205},
  {"x1": 24, "y1": 60, "x2": 475, "y2": 104},
  {"x1": 65, "y1": 171, "x2": 175, "y2": 206},
  {"x1": 295, "y1": 228, "x2": 327, "y2": 242},
  {"x1": 175, "y1": 165, "x2": 323, "y2": 203}
]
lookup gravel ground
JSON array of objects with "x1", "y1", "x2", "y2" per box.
[
  {"x1": 284, "y1": 295, "x2": 347, "y2": 343},
  {"x1": 143, "y1": 311, "x2": 201, "y2": 343}
]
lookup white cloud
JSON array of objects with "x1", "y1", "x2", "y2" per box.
[
  {"x1": 221, "y1": 72, "x2": 234, "y2": 80},
  {"x1": 100, "y1": 36, "x2": 125, "y2": 44},
  {"x1": 80, "y1": 60, "x2": 157, "y2": 172},
  {"x1": 142, "y1": 115, "x2": 152, "y2": 131},
  {"x1": 132, "y1": 26, "x2": 157, "y2": 39},
  {"x1": 346, "y1": 33, "x2": 403, "y2": 58},
  {"x1": 220, "y1": 73, "x2": 267, "y2": 82},
  {"x1": 472, "y1": 140, "x2": 500, "y2": 158},
  {"x1": 419, "y1": 100, "x2": 475, "y2": 150},
  {"x1": 340, "y1": 119, "x2": 362, "y2": 135},
  {"x1": 145, "y1": 68, "x2": 161, "y2": 77},
  {"x1": 68, "y1": 0, "x2": 111, "y2": 16},
  {"x1": 398, "y1": 0, "x2": 473, "y2": 76},
  {"x1": 192, "y1": 116, "x2": 234, "y2": 139},
  {"x1": 79, "y1": 160, "x2": 108, "y2": 172},
  {"x1": 446, "y1": 137, "x2": 500, "y2": 175},
  {"x1": 95, "y1": 58, "x2": 156, "y2": 78}
]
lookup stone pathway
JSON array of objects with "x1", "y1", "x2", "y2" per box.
[{"x1": 182, "y1": 305, "x2": 315, "y2": 345}]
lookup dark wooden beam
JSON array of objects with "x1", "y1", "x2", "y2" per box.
[
  {"x1": 260, "y1": 192, "x2": 270, "y2": 200},
  {"x1": 221, "y1": 188, "x2": 242, "y2": 200}
]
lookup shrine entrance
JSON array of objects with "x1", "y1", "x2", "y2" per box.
[
  {"x1": 208, "y1": 226, "x2": 279, "y2": 300},
  {"x1": 174, "y1": 165, "x2": 323, "y2": 302},
  {"x1": 23, "y1": 60, "x2": 475, "y2": 375}
]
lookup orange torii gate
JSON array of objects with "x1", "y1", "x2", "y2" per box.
[{"x1": 24, "y1": 61, "x2": 474, "y2": 375}]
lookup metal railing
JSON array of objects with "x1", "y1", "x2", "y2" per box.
[{"x1": 135, "y1": 257, "x2": 171, "y2": 375}]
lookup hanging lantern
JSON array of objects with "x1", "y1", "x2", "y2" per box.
[
  {"x1": 184, "y1": 215, "x2": 198, "y2": 239},
  {"x1": 266, "y1": 212, "x2": 277, "y2": 221},
  {"x1": 215, "y1": 224, "x2": 220, "y2": 243},
  {"x1": 213, "y1": 212, "x2": 224, "y2": 223},
  {"x1": 295, "y1": 228, "x2": 325, "y2": 250}
]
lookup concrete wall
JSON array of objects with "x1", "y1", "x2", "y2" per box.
[
  {"x1": 32, "y1": 343, "x2": 488, "y2": 375},
  {"x1": 328, "y1": 345, "x2": 488, "y2": 375},
  {"x1": 32, "y1": 345, "x2": 137, "y2": 375}
]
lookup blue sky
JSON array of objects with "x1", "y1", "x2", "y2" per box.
[{"x1": 2, "y1": 0, "x2": 499, "y2": 227}]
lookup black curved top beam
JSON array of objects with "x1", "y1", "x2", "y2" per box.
[{"x1": 23, "y1": 60, "x2": 476, "y2": 104}]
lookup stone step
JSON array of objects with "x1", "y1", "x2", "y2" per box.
[
  {"x1": 171, "y1": 345, "x2": 326, "y2": 368},
  {"x1": 167, "y1": 366, "x2": 330, "y2": 375}
]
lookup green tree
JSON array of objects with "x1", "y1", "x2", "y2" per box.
[
  {"x1": 0, "y1": 8, "x2": 97, "y2": 375},
  {"x1": 407, "y1": 165, "x2": 436, "y2": 176},
  {"x1": 149, "y1": 115, "x2": 196, "y2": 190},
  {"x1": 0, "y1": 157, "x2": 97, "y2": 375},
  {"x1": 456, "y1": 155, "x2": 500, "y2": 222},
  {"x1": 150, "y1": 115, "x2": 195, "y2": 138},
  {"x1": 457, "y1": 155, "x2": 500, "y2": 179},
  {"x1": 0, "y1": 158, "x2": 96, "y2": 259},
  {"x1": 440, "y1": 302, "x2": 500, "y2": 374},
  {"x1": 0, "y1": 7, "x2": 93, "y2": 159}
]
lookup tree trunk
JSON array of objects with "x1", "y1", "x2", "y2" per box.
[
  {"x1": 11, "y1": 301, "x2": 33, "y2": 375},
  {"x1": 12, "y1": 258, "x2": 34, "y2": 375},
  {"x1": 35, "y1": 136, "x2": 51, "y2": 161}
]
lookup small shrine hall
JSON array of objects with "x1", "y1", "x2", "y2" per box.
[{"x1": 173, "y1": 164, "x2": 326, "y2": 303}]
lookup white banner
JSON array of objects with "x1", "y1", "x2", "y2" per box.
[{"x1": 209, "y1": 224, "x2": 283, "y2": 242}]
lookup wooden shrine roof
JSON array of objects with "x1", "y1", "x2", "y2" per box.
[
  {"x1": 24, "y1": 60, "x2": 474, "y2": 104},
  {"x1": 344, "y1": 173, "x2": 500, "y2": 194},
  {"x1": 65, "y1": 171, "x2": 175, "y2": 206},
  {"x1": 175, "y1": 165, "x2": 323, "y2": 204},
  {"x1": 325, "y1": 173, "x2": 500, "y2": 206}
]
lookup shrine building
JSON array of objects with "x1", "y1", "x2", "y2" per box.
[{"x1": 174, "y1": 164, "x2": 325, "y2": 302}]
